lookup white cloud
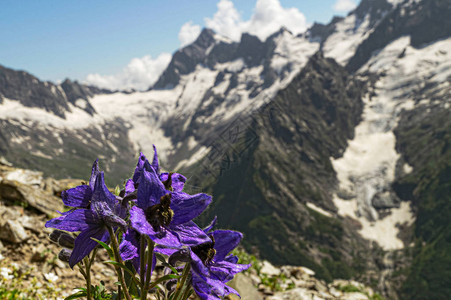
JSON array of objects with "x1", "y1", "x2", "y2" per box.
[
  {"x1": 203, "y1": 0, "x2": 308, "y2": 42},
  {"x1": 179, "y1": 21, "x2": 202, "y2": 47},
  {"x1": 205, "y1": 0, "x2": 243, "y2": 41},
  {"x1": 333, "y1": 0, "x2": 357, "y2": 12},
  {"x1": 84, "y1": 53, "x2": 171, "y2": 91}
]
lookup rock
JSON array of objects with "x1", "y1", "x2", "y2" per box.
[
  {"x1": 4, "y1": 169, "x2": 43, "y2": 186},
  {"x1": 43, "y1": 178, "x2": 83, "y2": 196},
  {"x1": 342, "y1": 292, "x2": 369, "y2": 300},
  {"x1": 0, "y1": 180, "x2": 63, "y2": 216},
  {"x1": 228, "y1": 273, "x2": 263, "y2": 300},
  {"x1": 0, "y1": 219, "x2": 29, "y2": 243},
  {"x1": 266, "y1": 288, "x2": 316, "y2": 300},
  {"x1": 315, "y1": 280, "x2": 328, "y2": 293},
  {"x1": 31, "y1": 244, "x2": 48, "y2": 262},
  {"x1": 300, "y1": 266, "x2": 315, "y2": 276},
  {"x1": 0, "y1": 157, "x2": 13, "y2": 167},
  {"x1": 261, "y1": 260, "x2": 281, "y2": 276},
  {"x1": 20, "y1": 215, "x2": 45, "y2": 233}
]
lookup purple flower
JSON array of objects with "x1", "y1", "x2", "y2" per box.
[
  {"x1": 46, "y1": 171, "x2": 127, "y2": 268},
  {"x1": 119, "y1": 228, "x2": 156, "y2": 276},
  {"x1": 59, "y1": 160, "x2": 100, "y2": 208},
  {"x1": 132, "y1": 146, "x2": 187, "y2": 193},
  {"x1": 170, "y1": 230, "x2": 250, "y2": 300},
  {"x1": 129, "y1": 162, "x2": 211, "y2": 248}
]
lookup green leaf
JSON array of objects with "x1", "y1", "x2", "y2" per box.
[
  {"x1": 114, "y1": 185, "x2": 121, "y2": 196},
  {"x1": 155, "y1": 253, "x2": 179, "y2": 274},
  {"x1": 104, "y1": 260, "x2": 142, "y2": 286},
  {"x1": 64, "y1": 290, "x2": 87, "y2": 300},
  {"x1": 91, "y1": 238, "x2": 114, "y2": 260},
  {"x1": 148, "y1": 274, "x2": 180, "y2": 290}
]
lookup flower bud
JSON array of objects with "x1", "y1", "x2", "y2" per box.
[
  {"x1": 58, "y1": 249, "x2": 72, "y2": 263},
  {"x1": 49, "y1": 230, "x2": 75, "y2": 248},
  {"x1": 168, "y1": 248, "x2": 190, "y2": 266}
]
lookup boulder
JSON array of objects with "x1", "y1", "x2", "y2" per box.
[
  {"x1": 0, "y1": 180, "x2": 63, "y2": 216},
  {"x1": 0, "y1": 219, "x2": 29, "y2": 243}
]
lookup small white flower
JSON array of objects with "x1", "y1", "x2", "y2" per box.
[
  {"x1": 10, "y1": 262, "x2": 19, "y2": 270},
  {"x1": 0, "y1": 253, "x2": 4, "y2": 261},
  {"x1": 0, "y1": 267, "x2": 14, "y2": 280},
  {"x1": 44, "y1": 272, "x2": 59, "y2": 282}
]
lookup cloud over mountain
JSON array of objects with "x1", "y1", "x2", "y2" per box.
[
  {"x1": 333, "y1": 0, "x2": 357, "y2": 12},
  {"x1": 205, "y1": 0, "x2": 308, "y2": 41},
  {"x1": 84, "y1": 53, "x2": 171, "y2": 91}
]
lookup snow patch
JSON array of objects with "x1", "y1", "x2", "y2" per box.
[
  {"x1": 323, "y1": 14, "x2": 372, "y2": 65},
  {"x1": 306, "y1": 202, "x2": 333, "y2": 218}
]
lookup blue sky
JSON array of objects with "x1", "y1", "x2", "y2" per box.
[{"x1": 0, "y1": 0, "x2": 358, "y2": 89}]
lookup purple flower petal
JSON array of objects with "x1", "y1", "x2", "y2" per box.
[
  {"x1": 92, "y1": 201, "x2": 127, "y2": 229},
  {"x1": 170, "y1": 192, "x2": 212, "y2": 225},
  {"x1": 224, "y1": 254, "x2": 239, "y2": 264},
  {"x1": 69, "y1": 225, "x2": 109, "y2": 268},
  {"x1": 91, "y1": 172, "x2": 117, "y2": 209},
  {"x1": 125, "y1": 179, "x2": 135, "y2": 195},
  {"x1": 61, "y1": 185, "x2": 92, "y2": 208},
  {"x1": 151, "y1": 144, "x2": 159, "y2": 174},
  {"x1": 132, "y1": 152, "x2": 147, "y2": 184},
  {"x1": 45, "y1": 209, "x2": 97, "y2": 232},
  {"x1": 203, "y1": 216, "x2": 217, "y2": 233},
  {"x1": 160, "y1": 173, "x2": 186, "y2": 192},
  {"x1": 137, "y1": 167, "x2": 166, "y2": 210},
  {"x1": 212, "y1": 230, "x2": 242, "y2": 262},
  {"x1": 130, "y1": 206, "x2": 181, "y2": 247},
  {"x1": 155, "y1": 245, "x2": 180, "y2": 256},
  {"x1": 210, "y1": 260, "x2": 251, "y2": 282},
  {"x1": 120, "y1": 229, "x2": 141, "y2": 272},
  {"x1": 191, "y1": 271, "x2": 229, "y2": 300},
  {"x1": 171, "y1": 221, "x2": 210, "y2": 246},
  {"x1": 89, "y1": 159, "x2": 100, "y2": 190},
  {"x1": 190, "y1": 249, "x2": 211, "y2": 278}
]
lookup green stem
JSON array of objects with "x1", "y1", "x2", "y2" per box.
[
  {"x1": 84, "y1": 248, "x2": 97, "y2": 300},
  {"x1": 180, "y1": 287, "x2": 193, "y2": 300},
  {"x1": 108, "y1": 226, "x2": 132, "y2": 300},
  {"x1": 143, "y1": 237, "x2": 155, "y2": 299},
  {"x1": 174, "y1": 263, "x2": 191, "y2": 300},
  {"x1": 139, "y1": 236, "x2": 147, "y2": 300}
]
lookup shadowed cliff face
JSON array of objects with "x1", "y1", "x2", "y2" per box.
[{"x1": 189, "y1": 53, "x2": 376, "y2": 282}]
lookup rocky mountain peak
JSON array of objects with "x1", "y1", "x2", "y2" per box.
[
  {"x1": 60, "y1": 79, "x2": 96, "y2": 115},
  {"x1": 353, "y1": 0, "x2": 393, "y2": 25},
  {"x1": 347, "y1": 0, "x2": 451, "y2": 72},
  {"x1": 308, "y1": 18, "x2": 343, "y2": 43},
  {"x1": 153, "y1": 28, "x2": 219, "y2": 89}
]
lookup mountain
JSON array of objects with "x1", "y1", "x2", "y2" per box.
[
  {"x1": 1, "y1": 0, "x2": 450, "y2": 298},
  {"x1": 190, "y1": 52, "x2": 376, "y2": 284},
  {"x1": 0, "y1": 66, "x2": 136, "y2": 184}
]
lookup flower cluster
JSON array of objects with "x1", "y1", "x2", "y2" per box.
[{"x1": 45, "y1": 146, "x2": 250, "y2": 300}]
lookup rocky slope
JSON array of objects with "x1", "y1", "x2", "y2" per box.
[
  {"x1": 187, "y1": 0, "x2": 451, "y2": 298},
  {"x1": 187, "y1": 52, "x2": 383, "y2": 285}
]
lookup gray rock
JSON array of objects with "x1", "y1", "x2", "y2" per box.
[
  {"x1": 0, "y1": 219, "x2": 29, "y2": 243},
  {"x1": 266, "y1": 288, "x2": 317, "y2": 300},
  {"x1": 0, "y1": 180, "x2": 63, "y2": 217},
  {"x1": 261, "y1": 260, "x2": 281, "y2": 276},
  {"x1": 228, "y1": 273, "x2": 263, "y2": 300}
]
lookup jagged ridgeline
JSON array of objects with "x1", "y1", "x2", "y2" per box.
[
  {"x1": 186, "y1": 52, "x2": 376, "y2": 282},
  {"x1": 0, "y1": 66, "x2": 136, "y2": 185}
]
